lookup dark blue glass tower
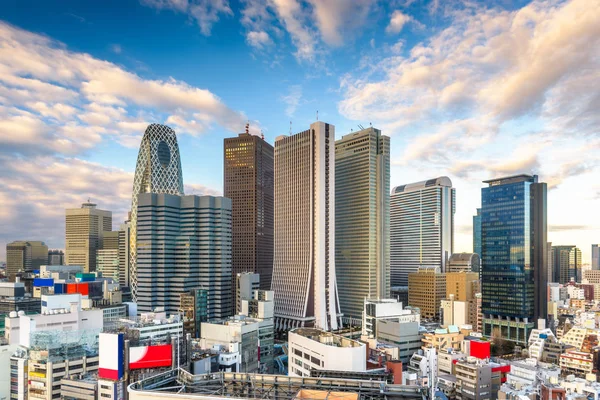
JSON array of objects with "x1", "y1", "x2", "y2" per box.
[
  {"x1": 481, "y1": 175, "x2": 547, "y2": 344},
  {"x1": 473, "y1": 208, "x2": 482, "y2": 275}
]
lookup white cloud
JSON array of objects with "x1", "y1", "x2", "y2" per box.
[
  {"x1": 246, "y1": 31, "x2": 273, "y2": 48},
  {"x1": 281, "y1": 85, "x2": 302, "y2": 117},
  {"x1": 111, "y1": 44, "x2": 122, "y2": 54},
  {"x1": 140, "y1": 0, "x2": 232, "y2": 35},
  {"x1": 307, "y1": 0, "x2": 375, "y2": 46},
  {"x1": 386, "y1": 10, "x2": 412, "y2": 34}
]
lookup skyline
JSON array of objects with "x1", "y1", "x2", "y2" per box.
[{"x1": 0, "y1": 0, "x2": 599, "y2": 262}]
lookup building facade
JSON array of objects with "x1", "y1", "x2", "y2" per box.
[
  {"x1": 65, "y1": 202, "x2": 112, "y2": 273},
  {"x1": 271, "y1": 121, "x2": 340, "y2": 331},
  {"x1": 593, "y1": 244, "x2": 600, "y2": 271},
  {"x1": 47, "y1": 250, "x2": 64, "y2": 266},
  {"x1": 6, "y1": 241, "x2": 48, "y2": 281},
  {"x1": 408, "y1": 267, "x2": 446, "y2": 320},
  {"x1": 390, "y1": 177, "x2": 455, "y2": 287},
  {"x1": 481, "y1": 175, "x2": 547, "y2": 345},
  {"x1": 335, "y1": 127, "x2": 390, "y2": 322},
  {"x1": 473, "y1": 208, "x2": 482, "y2": 259},
  {"x1": 236, "y1": 272, "x2": 259, "y2": 314},
  {"x1": 447, "y1": 253, "x2": 481, "y2": 273},
  {"x1": 136, "y1": 193, "x2": 232, "y2": 319},
  {"x1": 224, "y1": 131, "x2": 274, "y2": 292},
  {"x1": 130, "y1": 124, "x2": 184, "y2": 302},
  {"x1": 288, "y1": 328, "x2": 366, "y2": 377},
  {"x1": 552, "y1": 245, "x2": 582, "y2": 284}
]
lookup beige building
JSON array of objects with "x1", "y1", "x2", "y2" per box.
[
  {"x1": 6, "y1": 241, "x2": 48, "y2": 281},
  {"x1": 442, "y1": 271, "x2": 480, "y2": 327},
  {"x1": 65, "y1": 201, "x2": 112, "y2": 272},
  {"x1": 408, "y1": 267, "x2": 446, "y2": 320}
]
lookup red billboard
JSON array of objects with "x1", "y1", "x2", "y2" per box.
[
  {"x1": 470, "y1": 340, "x2": 491, "y2": 359},
  {"x1": 129, "y1": 344, "x2": 172, "y2": 369}
]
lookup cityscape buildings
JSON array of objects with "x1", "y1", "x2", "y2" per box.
[
  {"x1": 6, "y1": 241, "x2": 48, "y2": 282},
  {"x1": 473, "y1": 208, "x2": 482, "y2": 258},
  {"x1": 335, "y1": 126, "x2": 390, "y2": 323},
  {"x1": 47, "y1": 249, "x2": 64, "y2": 266},
  {"x1": 408, "y1": 266, "x2": 446, "y2": 320},
  {"x1": 65, "y1": 201, "x2": 112, "y2": 273},
  {"x1": 129, "y1": 124, "x2": 184, "y2": 302},
  {"x1": 480, "y1": 174, "x2": 547, "y2": 344},
  {"x1": 390, "y1": 177, "x2": 455, "y2": 287},
  {"x1": 270, "y1": 121, "x2": 340, "y2": 331},
  {"x1": 551, "y1": 245, "x2": 583, "y2": 283},
  {"x1": 135, "y1": 193, "x2": 232, "y2": 319},
  {"x1": 224, "y1": 129, "x2": 274, "y2": 292}
]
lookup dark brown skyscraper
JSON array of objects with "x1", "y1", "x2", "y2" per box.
[{"x1": 224, "y1": 130, "x2": 274, "y2": 292}]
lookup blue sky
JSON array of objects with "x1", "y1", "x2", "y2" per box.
[{"x1": 0, "y1": 0, "x2": 598, "y2": 262}]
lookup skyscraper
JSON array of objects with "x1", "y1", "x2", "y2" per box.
[
  {"x1": 593, "y1": 244, "x2": 600, "y2": 271},
  {"x1": 65, "y1": 202, "x2": 112, "y2": 273},
  {"x1": 6, "y1": 241, "x2": 48, "y2": 281},
  {"x1": 136, "y1": 193, "x2": 232, "y2": 318},
  {"x1": 335, "y1": 127, "x2": 390, "y2": 322},
  {"x1": 473, "y1": 208, "x2": 482, "y2": 257},
  {"x1": 130, "y1": 124, "x2": 184, "y2": 301},
  {"x1": 271, "y1": 121, "x2": 340, "y2": 331},
  {"x1": 390, "y1": 177, "x2": 455, "y2": 287},
  {"x1": 551, "y1": 245, "x2": 582, "y2": 283},
  {"x1": 118, "y1": 220, "x2": 130, "y2": 288},
  {"x1": 481, "y1": 174, "x2": 547, "y2": 345},
  {"x1": 224, "y1": 130, "x2": 274, "y2": 292}
]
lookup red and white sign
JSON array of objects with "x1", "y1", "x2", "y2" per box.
[
  {"x1": 99, "y1": 333, "x2": 124, "y2": 380},
  {"x1": 129, "y1": 344, "x2": 173, "y2": 369}
]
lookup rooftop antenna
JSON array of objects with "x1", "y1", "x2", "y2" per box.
[
  {"x1": 316, "y1": 110, "x2": 319, "y2": 121},
  {"x1": 369, "y1": 122, "x2": 372, "y2": 126},
  {"x1": 245, "y1": 121, "x2": 250, "y2": 135},
  {"x1": 289, "y1": 121, "x2": 292, "y2": 135},
  {"x1": 261, "y1": 130, "x2": 264, "y2": 140},
  {"x1": 358, "y1": 124, "x2": 365, "y2": 130}
]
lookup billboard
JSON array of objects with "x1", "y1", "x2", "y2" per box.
[
  {"x1": 129, "y1": 344, "x2": 172, "y2": 369},
  {"x1": 470, "y1": 340, "x2": 491, "y2": 359},
  {"x1": 99, "y1": 333, "x2": 124, "y2": 380}
]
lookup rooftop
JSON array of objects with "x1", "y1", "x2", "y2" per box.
[
  {"x1": 292, "y1": 328, "x2": 363, "y2": 348},
  {"x1": 392, "y1": 176, "x2": 452, "y2": 194}
]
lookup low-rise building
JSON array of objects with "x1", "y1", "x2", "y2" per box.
[
  {"x1": 288, "y1": 328, "x2": 366, "y2": 377},
  {"x1": 60, "y1": 374, "x2": 97, "y2": 400},
  {"x1": 374, "y1": 311, "x2": 421, "y2": 364}
]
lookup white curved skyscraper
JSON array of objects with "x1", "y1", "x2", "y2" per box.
[{"x1": 130, "y1": 124, "x2": 184, "y2": 301}]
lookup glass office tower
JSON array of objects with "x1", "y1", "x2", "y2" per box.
[{"x1": 481, "y1": 175, "x2": 547, "y2": 345}]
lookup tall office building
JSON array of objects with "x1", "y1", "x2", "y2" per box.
[
  {"x1": 224, "y1": 130, "x2": 274, "y2": 291},
  {"x1": 271, "y1": 121, "x2": 340, "y2": 331},
  {"x1": 551, "y1": 245, "x2": 582, "y2": 283},
  {"x1": 6, "y1": 241, "x2": 48, "y2": 281},
  {"x1": 593, "y1": 244, "x2": 600, "y2": 271},
  {"x1": 335, "y1": 127, "x2": 390, "y2": 322},
  {"x1": 473, "y1": 208, "x2": 482, "y2": 257},
  {"x1": 481, "y1": 175, "x2": 547, "y2": 345},
  {"x1": 390, "y1": 177, "x2": 455, "y2": 287},
  {"x1": 547, "y1": 242, "x2": 553, "y2": 283},
  {"x1": 408, "y1": 267, "x2": 446, "y2": 320},
  {"x1": 136, "y1": 193, "x2": 232, "y2": 319},
  {"x1": 65, "y1": 201, "x2": 112, "y2": 273},
  {"x1": 118, "y1": 220, "x2": 130, "y2": 288},
  {"x1": 130, "y1": 124, "x2": 184, "y2": 301}
]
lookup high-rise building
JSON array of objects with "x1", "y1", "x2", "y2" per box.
[
  {"x1": 136, "y1": 193, "x2": 232, "y2": 319},
  {"x1": 130, "y1": 124, "x2": 184, "y2": 301},
  {"x1": 390, "y1": 177, "x2": 455, "y2": 287},
  {"x1": 271, "y1": 121, "x2": 340, "y2": 331},
  {"x1": 593, "y1": 244, "x2": 600, "y2": 271},
  {"x1": 473, "y1": 208, "x2": 482, "y2": 257},
  {"x1": 6, "y1": 241, "x2": 48, "y2": 281},
  {"x1": 481, "y1": 175, "x2": 547, "y2": 345},
  {"x1": 551, "y1": 245, "x2": 582, "y2": 283},
  {"x1": 446, "y1": 253, "x2": 480, "y2": 274},
  {"x1": 118, "y1": 220, "x2": 130, "y2": 288},
  {"x1": 224, "y1": 130, "x2": 274, "y2": 292},
  {"x1": 65, "y1": 202, "x2": 112, "y2": 273},
  {"x1": 335, "y1": 127, "x2": 390, "y2": 322},
  {"x1": 547, "y1": 242, "x2": 553, "y2": 283},
  {"x1": 179, "y1": 288, "x2": 208, "y2": 338},
  {"x1": 408, "y1": 266, "x2": 446, "y2": 320},
  {"x1": 47, "y1": 250, "x2": 64, "y2": 266}
]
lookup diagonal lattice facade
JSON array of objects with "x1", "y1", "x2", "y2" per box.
[{"x1": 130, "y1": 124, "x2": 184, "y2": 301}]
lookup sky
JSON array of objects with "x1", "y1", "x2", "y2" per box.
[{"x1": 0, "y1": 0, "x2": 598, "y2": 262}]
